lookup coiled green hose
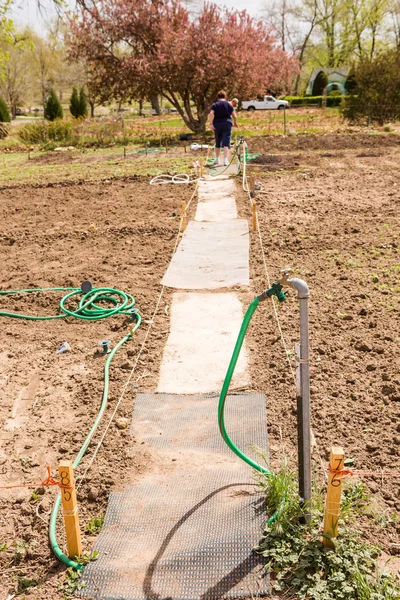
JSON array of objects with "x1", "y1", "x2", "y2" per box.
[
  {"x1": 0, "y1": 285, "x2": 141, "y2": 569},
  {"x1": 0, "y1": 286, "x2": 137, "y2": 321}
]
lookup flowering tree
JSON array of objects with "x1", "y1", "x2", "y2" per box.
[{"x1": 68, "y1": 0, "x2": 298, "y2": 132}]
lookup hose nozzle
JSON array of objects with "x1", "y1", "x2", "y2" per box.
[{"x1": 258, "y1": 282, "x2": 286, "y2": 303}]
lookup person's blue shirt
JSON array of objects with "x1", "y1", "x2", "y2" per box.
[{"x1": 211, "y1": 100, "x2": 233, "y2": 124}]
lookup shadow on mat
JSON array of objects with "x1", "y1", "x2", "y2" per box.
[{"x1": 142, "y1": 483, "x2": 267, "y2": 600}]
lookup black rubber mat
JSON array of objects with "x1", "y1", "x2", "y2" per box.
[{"x1": 80, "y1": 393, "x2": 269, "y2": 600}]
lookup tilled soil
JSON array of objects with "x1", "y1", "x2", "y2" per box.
[
  {"x1": 238, "y1": 135, "x2": 400, "y2": 557},
  {"x1": 0, "y1": 133, "x2": 399, "y2": 598},
  {"x1": 0, "y1": 180, "x2": 195, "y2": 598}
]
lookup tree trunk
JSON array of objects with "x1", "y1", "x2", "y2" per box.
[
  {"x1": 151, "y1": 95, "x2": 160, "y2": 115},
  {"x1": 89, "y1": 101, "x2": 95, "y2": 118}
]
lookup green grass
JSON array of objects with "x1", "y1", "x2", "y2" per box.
[{"x1": 0, "y1": 147, "x2": 195, "y2": 186}]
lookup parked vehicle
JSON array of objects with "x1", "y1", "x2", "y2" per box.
[{"x1": 241, "y1": 95, "x2": 290, "y2": 111}]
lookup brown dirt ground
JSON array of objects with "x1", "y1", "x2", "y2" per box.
[
  {"x1": 0, "y1": 133, "x2": 399, "y2": 598},
  {"x1": 0, "y1": 179, "x2": 196, "y2": 598},
  {"x1": 237, "y1": 134, "x2": 400, "y2": 559}
]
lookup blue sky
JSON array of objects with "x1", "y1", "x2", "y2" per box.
[{"x1": 13, "y1": 0, "x2": 266, "y2": 31}]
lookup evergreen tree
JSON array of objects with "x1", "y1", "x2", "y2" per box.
[
  {"x1": 0, "y1": 98, "x2": 11, "y2": 122},
  {"x1": 79, "y1": 87, "x2": 88, "y2": 118},
  {"x1": 44, "y1": 89, "x2": 63, "y2": 121},
  {"x1": 69, "y1": 86, "x2": 81, "y2": 118}
]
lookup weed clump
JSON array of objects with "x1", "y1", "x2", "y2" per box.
[{"x1": 256, "y1": 467, "x2": 400, "y2": 599}]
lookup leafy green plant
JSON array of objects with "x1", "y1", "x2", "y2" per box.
[
  {"x1": 85, "y1": 514, "x2": 104, "y2": 534},
  {"x1": 58, "y1": 567, "x2": 85, "y2": 597},
  {"x1": 16, "y1": 575, "x2": 38, "y2": 593},
  {"x1": 256, "y1": 467, "x2": 400, "y2": 599},
  {"x1": 77, "y1": 549, "x2": 99, "y2": 565},
  {"x1": 58, "y1": 551, "x2": 98, "y2": 597}
]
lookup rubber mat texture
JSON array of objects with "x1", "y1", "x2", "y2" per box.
[{"x1": 80, "y1": 393, "x2": 269, "y2": 600}]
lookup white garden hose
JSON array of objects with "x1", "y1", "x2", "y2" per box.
[{"x1": 149, "y1": 174, "x2": 195, "y2": 185}]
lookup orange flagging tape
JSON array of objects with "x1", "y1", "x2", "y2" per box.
[
  {"x1": 0, "y1": 466, "x2": 74, "y2": 491},
  {"x1": 328, "y1": 465, "x2": 400, "y2": 480}
]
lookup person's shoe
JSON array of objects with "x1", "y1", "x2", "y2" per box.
[
  {"x1": 209, "y1": 159, "x2": 220, "y2": 168},
  {"x1": 224, "y1": 158, "x2": 229, "y2": 166}
]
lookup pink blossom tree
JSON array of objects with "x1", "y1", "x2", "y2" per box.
[{"x1": 68, "y1": 0, "x2": 298, "y2": 132}]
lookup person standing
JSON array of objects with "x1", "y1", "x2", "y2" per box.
[{"x1": 209, "y1": 90, "x2": 238, "y2": 167}]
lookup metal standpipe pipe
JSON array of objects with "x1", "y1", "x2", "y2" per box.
[{"x1": 280, "y1": 272, "x2": 311, "y2": 523}]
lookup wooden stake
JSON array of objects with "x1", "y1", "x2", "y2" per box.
[
  {"x1": 58, "y1": 460, "x2": 82, "y2": 559},
  {"x1": 181, "y1": 201, "x2": 187, "y2": 232},
  {"x1": 252, "y1": 201, "x2": 257, "y2": 232},
  {"x1": 323, "y1": 446, "x2": 344, "y2": 548},
  {"x1": 199, "y1": 158, "x2": 203, "y2": 178},
  {"x1": 250, "y1": 175, "x2": 255, "y2": 198}
]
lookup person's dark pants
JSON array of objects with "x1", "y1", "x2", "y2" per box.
[{"x1": 214, "y1": 122, "x2": 232, "y2": 148}]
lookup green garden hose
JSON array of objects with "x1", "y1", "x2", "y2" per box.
[
  {"x1": 207, "y1": 143, "x2": 240, "y2": 176},
  {"x1": 50, "y1": 316, "x2": 140, "y2": 570},
  {"x1": 218, "y1": 296, "x2": 283, "y2": 526},
  {"x1": 0, "y1": 285, "x2": 141, "y2": 569},
  {"x1": 0, "y1": 286, "x2": 137, "y2": 321}
]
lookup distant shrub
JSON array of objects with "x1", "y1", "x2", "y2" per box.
[
  {"x1": 45, "y1": 89, "x2": 63, "y2": 121},
  {"x1": 342, "y1": 49, "x2": 400, "y2": 125},
  {"x1": 0, "y1": 97, "x2": 11, "y2": 123},
  {"x1": 328, "y1": 89, "x2": 342, "y2": 96},
  {"x1": 283, "y1": 95, "x2": 343, "y2": 107},
  {"x1": 18, "y1": 121, "x2": 74, "y2": 145},
  {"x1": 345, "y1": 68, "x2": 357, "y2": 94}
]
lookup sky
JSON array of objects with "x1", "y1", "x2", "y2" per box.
[{"x1": 12, "y1": 0, "x2": 266, "y2": 32}]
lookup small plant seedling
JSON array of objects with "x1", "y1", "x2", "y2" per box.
[
  {"x1": 58, "y1": 552, "x2": 98, "y2": 597},
  {"x1": 85, "y1": 514, "x2": 104, "y2": 535},
  {"x1": 16, "y1": 575, "x2": 39, "y2": 593},
  {"x1": 58, "y1": 567, "x2": 85, "y2": 597},
  {"x1": 77, "y1": 549, "x2": 99, "y2": 565},
  {"x1": 30, "y1": 490, "x2": 39, "y2": 502},
  {"x1": 12, "y1": 539, "x2": 28, "y2": 562}
]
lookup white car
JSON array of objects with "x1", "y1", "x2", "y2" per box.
[{"x1": 241, "y1": 95, "x2": 289, "y2": 111}]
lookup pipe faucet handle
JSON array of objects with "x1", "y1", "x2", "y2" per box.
[{"x1": 279, "y1": 267, "x2": 293, "y2": 283}]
